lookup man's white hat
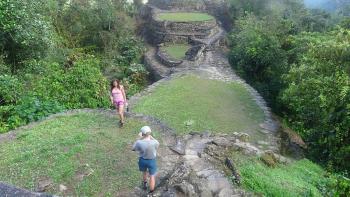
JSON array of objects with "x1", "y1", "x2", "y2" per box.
[{"x1": 140, "y1": 126, "x2": 152, "y2": 135}]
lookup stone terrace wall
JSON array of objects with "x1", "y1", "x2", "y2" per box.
[
  {"x1": 147, "y1": 0, "x2": 232, "y2": 30},
  {"x1": 185, "y1": 44, "x2": 206, "y2": 61},
  {"x1": 153, "y1": 17, "x2": 217, "y2": 34},
  {"x1": 148, "y1": 11, "x2": 217, "y2": 44},
  {"x1": 156, "y1": 48, "x2": 183, "y2": 67},
  {"x1": 148, "y1": 0, "x2": 206, "y2": 10}
]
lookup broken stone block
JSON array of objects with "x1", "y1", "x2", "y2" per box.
[
  {"x1": 173, "y1": 181, "x2": 196, "y2": 196},
  {"x1": 238, "y1": 133, "x2": 250, "y2": 142},
  {"x1": 36, "y1": 178, "x2": 53, "y2": 192},
  {"x1": 59, "y1": 184, "x2": 67, "y2": 192},
  {"x1": 212, "y1": 137, "x2": 232, "y2": 147}
]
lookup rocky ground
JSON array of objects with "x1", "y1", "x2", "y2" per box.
[
  {"x1": 127, "y1": 54, "x2": 284, "y2": 196},
  {"x1": 127, "y1": 4, "x2": 284, "y2": 195}
]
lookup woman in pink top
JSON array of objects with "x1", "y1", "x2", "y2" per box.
[{"x1": 110, "y1": 79, "x2": 127, "y2": 127}]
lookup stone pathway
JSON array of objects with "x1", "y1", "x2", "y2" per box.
[{"x1": 128, "y1": 2, "x2": 285, "y2": 196}]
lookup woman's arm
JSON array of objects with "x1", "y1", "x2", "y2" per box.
[
  {"x1": 110, "y1": 92, "x2": 114, "y2": 104},
  {"x1": 121, "y1": 85, "x2": 127, "y2": 102}
]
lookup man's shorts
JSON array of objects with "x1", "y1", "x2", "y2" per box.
[{"x1": 138, "y1": 157, "x2": 157, "y2": 176}]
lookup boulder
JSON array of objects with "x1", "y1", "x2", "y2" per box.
[
  {"x1": 170, "y1": 139, "x2": 186, "y2": 155},
  {"x1": 212, "y1": 137, "x2": 232, "y2": 147},
  {"x1": 200, "y1": 130, "x2": 211, "y2": 138},
  {"x1": 232, "y1": 141, "x2": 260, "y2": 156},
  {"x1": 260, "y1": 150, "x2": 278, "y2": 167},
  {"x1": 280, "y1": 127, "x2": 307, "y2": 159},
  {"x1": 238, "y1": 133, "x2": 250, "y2": 142},
  {"x1": 173, "y1": 181, "x2": 196, "y2": 196}
]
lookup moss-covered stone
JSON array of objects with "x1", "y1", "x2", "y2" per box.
[{"x1": 260, "y1": 151, "x2": 278, "y2": 167}]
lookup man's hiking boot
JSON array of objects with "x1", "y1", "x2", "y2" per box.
[{"x1": 142, "y1": 181, "x2": 147, "y2": 190}]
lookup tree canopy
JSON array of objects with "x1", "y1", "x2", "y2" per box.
[{"x1": 228, "y1": 0, "x2": 350, "y2": 175}]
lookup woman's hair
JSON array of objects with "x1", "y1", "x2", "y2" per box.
[{"x1": 111, "y1": 79, "x2": 121, "y2": 91}]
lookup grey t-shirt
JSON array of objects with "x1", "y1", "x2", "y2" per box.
[{"x1": 132, "y1": 139, "x2": 160, "y2": 159}]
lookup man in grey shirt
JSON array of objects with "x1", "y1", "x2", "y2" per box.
[{"x1": 132, "y1": 126, "x2": 159, "y2": 195}]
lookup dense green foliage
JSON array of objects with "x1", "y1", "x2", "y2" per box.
[
  {"x1": 0, "y1": 0, "x2": 147, "y2": 133},
  {"x1": 281, "y1": 29, "x2": 350, "y2": 171},
  {"x1": 0, "y1": 113, "x2": 154, "y2": 195},
  {"x1": 0, "y1": 0, "x2": 53, "y2": 68},
  {"x1": 228, "y1": 0, "x2": 350, "y2": 173}
]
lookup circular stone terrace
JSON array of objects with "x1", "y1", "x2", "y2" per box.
[{"x1": 149, "y1": 10, "x2": 218, "y2": 44}]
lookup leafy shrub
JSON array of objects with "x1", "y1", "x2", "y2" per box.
[
  {"x1": 124, "y1": 63, "x2": 149, "y2": 95},
  {"x1": 0, "y1": 74, "x2": 23, "y2": 105},
  {"x1": 333, "y1": 175, "x2": 350, "y2": 196},
  {"x1": 322, "y1": 173, "x2": 350, "y2": 196},
  {"x1": 63, "y1": 58, "x2": 110, "y2": 108},
  {"x1": 115, "y1": 37, "x2": 145, "y2": 66},
  {"x1": 0, "y1": 0, "x2": 53, "y2": 67},
  {"x1": 0, "y1": 96, "x2": 64, "y2": 133},
  {"x1": 13, "y1": 96, "x2": 65, "y2": 124},
  {"x1": 0, "y1": 105, "x2": 16, "y2": 133},
  {"x1": 32, "y1": 58, "x2": 110, "y2": 109},
  {"x1": 0, "y1": 60, "x2": 10, "y2": 74}
]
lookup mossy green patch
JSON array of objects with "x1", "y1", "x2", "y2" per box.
[
  {"x1": 162, "y1": 44, "x2": 190, "y2": 60},
  {"x1": 0, "y1": 113, "x2": 157, "y2": 196},
  {"x1": 133, "y1": 75, "x2": 264, "y2": 138},
  {"x1": 157, "y1": 12, "x2": 215, "y2": 22},
  {"x1": 229, "y1": 153, "x2": 333, "y2": 196}
]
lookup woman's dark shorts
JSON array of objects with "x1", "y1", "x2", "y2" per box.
[{"x1": 138, "y1": 157, "x2": 157, "y2": 176}]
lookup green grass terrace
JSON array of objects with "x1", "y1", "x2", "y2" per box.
[
  {"x1": 161, "y1": 44, "x2": 191, "y2": 60},
  {"x1": 133, "y1": 75, "x2": 265, "y2": 139},
  {"x1": 225, "y1": 152, "x2": 338, "y2": 196},
  {"x1": 157, "y1": 12, "x2": 215, "y2": 22},
  {"x1": 0, "y1": 113, "x2": 160, "y2": 196}
]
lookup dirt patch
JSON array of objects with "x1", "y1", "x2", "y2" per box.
[
  {"x1": 0, "y1": 132, "x2": 16, "y2": 144},
  {"x1": 74, "y1": 164, "x2": 94, "y2": 182}
]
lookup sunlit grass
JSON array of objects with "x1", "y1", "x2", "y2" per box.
[
  {"x1": 228, "y1": 152, "x2": 333, "y2": 197},
  {"x1": 162, "y1": 44, "x2": 190, "y2": 60},
  {"x1": 0, "y1": 113, "x2": 157, "y2": 196},
  {"x1": 133, "y1": 75, "x2": 265, "y2": 137}
]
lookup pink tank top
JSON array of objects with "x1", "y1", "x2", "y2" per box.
[{"x1": 111, "y1": 88, "x2": 124, "y2": 102}]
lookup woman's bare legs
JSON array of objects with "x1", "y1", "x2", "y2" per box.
[{"x1": 118, "y1": 105, "x2": 124, "y2": 126}]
